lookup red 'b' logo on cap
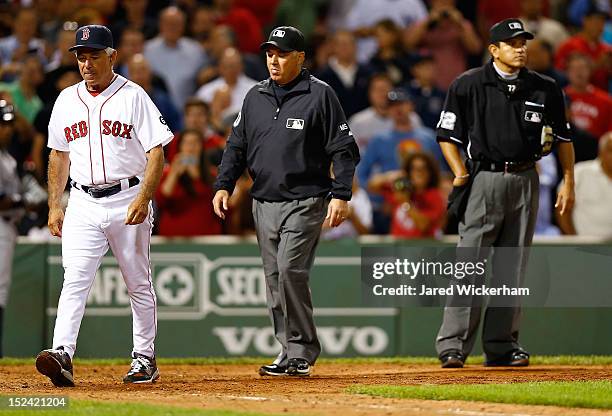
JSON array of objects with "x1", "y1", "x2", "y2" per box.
[{"x1": 81, "y1": 28, "x2": 90, "y2": 41}]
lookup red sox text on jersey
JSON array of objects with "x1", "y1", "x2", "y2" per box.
[{"x1": 64, "y1": 120, "x2": 134, "y2": 143}]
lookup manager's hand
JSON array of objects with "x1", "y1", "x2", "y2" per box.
[
  {"x1": 326, "y1": 198, "x2": 349, "y2": 227},
  {"x1": 213, "y1": 190, "x2": 230, "y2": 219},
  {"x1": 48, "y1": 207, "x2": 65, "y2": 237}
]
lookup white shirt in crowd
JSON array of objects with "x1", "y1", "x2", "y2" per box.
[
  {"x1": 195, "y1": 74, "x2": 257, "y2": 119},
  {"x1": 568, "y1": 159, "x2": 612, "y2": 238},
  {"x1": 322, "y1": 188, "x2": 372, "y2": 240}
]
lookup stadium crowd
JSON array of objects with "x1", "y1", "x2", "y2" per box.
[{"x1": 0, "y1": 0, "x2": 611, "y2": 240}]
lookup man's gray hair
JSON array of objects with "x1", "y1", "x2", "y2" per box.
[{"x1": 105, "y1": 47, "x2": 116, "y2": 56}]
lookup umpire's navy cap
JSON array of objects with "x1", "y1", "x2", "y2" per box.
[
  {"x1": 69, "y1": 25, "x2": 114, "y2": 52},
  {"x1": 260, "y1": 26, "x2": 305, "y2": 52},
  {"x1": 489, "y1": 18, "x2": 534, "y2": 44}
]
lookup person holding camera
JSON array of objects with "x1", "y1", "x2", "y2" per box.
[
  {"x1": 403, "y1": 0, "x2": 482, "y2": 90},
  {"x1": 157, "y1": 129, "x2": 222, "y2": 236},
  {"x1": 367, "y1": 151, "x2": 445, "y2": 238}
]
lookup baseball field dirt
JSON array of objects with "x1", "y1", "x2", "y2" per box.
[{"x1": 1, "y1": 361, "x2": 611, "y2": 415}]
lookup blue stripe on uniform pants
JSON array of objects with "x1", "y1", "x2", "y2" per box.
[
  {"x1": 435, "y1": 168, "x2": 539, "y2": 361},
  {"x1": 252, "y1": 197, "x2": 328, "y2": 366}
]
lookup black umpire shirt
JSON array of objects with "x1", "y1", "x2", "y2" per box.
[
  {"x1": 215, "y1": 68, "x2": 360, "y2": 202},
  {"x1": 436, "y1": 60, "x2": 571, "y2": 162}
]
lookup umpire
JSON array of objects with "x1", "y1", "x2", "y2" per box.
[
  {"x1": 435, "y1": 19, "x2": 575, "y2": 368},
  {"x1": 212, "y1": 26, "x2": 360, "y2": 376}
]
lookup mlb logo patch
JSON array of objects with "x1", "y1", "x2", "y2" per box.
[
  {"x1": 286, "y1": 118, "x2": 304, "y2": 130},
  {"x1": 509, "y1": 22, "x2": 522, "y2": 30},
  {"x1": 272, "y1": 29, "x2": 285, "y2": 38},
  {"x1": 525, "y1": 111, "x2": 542, "y2": 123},
  {"x1": 81, "y1": 27, "x2": 90, "y2": 40}
]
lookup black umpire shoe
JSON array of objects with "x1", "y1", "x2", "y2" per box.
[
  {"x1": 286, "y1": 358, "x2": 311, "y2": 376},
  {"x1": 440, "y1": 350, "x2": 465, "y2": 368},
  {"x1": 123, "y1": 353, "x2": 160, "y2": 383},
  {"x1": 258, "y1": 363, "x2": 287, "y2": 376},
  {"x1": 485, "y1": 349, "x2": 530, "y2": 367},
  {"x1": 36, "y1": 347, "x2": 75, "y2": 387}
]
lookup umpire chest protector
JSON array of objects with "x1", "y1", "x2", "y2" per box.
[{"x1": 437, "y1": 61, "x2": 570, "y2": 162}]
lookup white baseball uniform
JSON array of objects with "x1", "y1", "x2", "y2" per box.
[
  {"x1": 47, "y1": 74, "x2": 173, "y2": 359},
  {"x1": 0, "y1": 149, "x2": 21, "y2": 309}
]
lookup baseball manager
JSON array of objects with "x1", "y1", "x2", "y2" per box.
[
  {"x1": 435, "y1": 19, "x2": 575, "y2": 368},
  {"x1": 213, "y1": 26, "x2": 360, "y2": 377}
]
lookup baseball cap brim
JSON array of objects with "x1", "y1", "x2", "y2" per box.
[
  {"x1": 259, "y1": 41, "x2": 295, "y2": 52},
  {"x1": 493, "y1": 31, "x2": 535, "y2": 43},
  {"x1": 68, "y1": 44, "x2": 108, "y2": 52}
]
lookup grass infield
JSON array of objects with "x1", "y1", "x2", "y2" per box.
[
  {"x1": 349, "y1": 380, "x2": 612, "y2": 409},
  {"x1": 0, "y1": 399, "x2": 281, "y2": 416},
  {"x1": 1, "y1": 355, "x2": 611, "y2": 366}
]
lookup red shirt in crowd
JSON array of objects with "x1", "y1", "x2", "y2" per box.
[
  {"x1": 555, "y1": 35, "x2": 612, "y2": 91},
  {"x1": 384, "y1": 188, "x2": 446, "y2": 238},
  {"x1": 156, "y1": 168, "x2": 222, "y2": 237},
  {"x1": 165, "y1": 131, "x2": 225, "y2": 161},
  {"x1": 216, "y1": 6, "x2": 264, "y2": 54},
  {"x1": 565, "y1": 84, "x2": 612, "y2": 139}
]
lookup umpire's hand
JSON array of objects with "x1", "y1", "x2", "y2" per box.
[
  {"x1": 213, "y1": 190, "x2": 230, "y2": 219},
  {"x1": 326, "y1": 198, "x2": 349, "y2": 227}
]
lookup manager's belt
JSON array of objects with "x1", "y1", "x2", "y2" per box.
[
  {"x1": 480, "y1": 161, "x2": 536, "y2": 174},
  {"x1": 71, "y1": 177, "x2": 140, "y2": 198}
]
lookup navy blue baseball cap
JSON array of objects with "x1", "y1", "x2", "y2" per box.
[
  {"x1": 489, "y1": 18, "x2": 534, "y2": 43},
  {"x1": 69, "y1": 25, "x2": 114, "y2": 52},
  {"x1": 260, "y1": 26, "x2": 305, "y2": 52}
]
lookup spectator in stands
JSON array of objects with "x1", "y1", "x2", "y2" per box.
[
  {"x1": 368, "y1": 151, "x2": 445, "y2": 238},
  {"x1": 476, "y1": 0, "x2": 522, "y2": 43},
  {"x1": 535, "y1": 155, "x2": 561, "y2": 235},
  {"x1": 404, "y1": 0, "x2": 482, "y2": 90},
  {"x1": 368, "y1": 19, "x2": 416, "y2": 85},
  {"x1": 0, "y1": 8, "x2": 46, "y2": 81},
  {"x1": 212, "y1": 0, "x2": 263, "y2": 54},
  {"x1": 198, "y1": 25, "x2": 268, "y2": 85},
  {"x1": 358, "y1": 89, "x2": 439, "y2": 234},
  {"x1": 567, "y1": 0, "x2": 611, "y2": 28},
  {"x1": 556, "y1": 132, "x2": 612, "y2": 237},
  {"x1": 31, "y1": 68, "x2": 81, "y2": 184},
  {"x1": 348, "y1": 74, "x2": 393, "y2": 153},
  {"x1": 116, "y1": 28, "x2": 145, "y2": 78},
  {"x1": 195, "y1": 47, "x2": 257, "y2": 121},
  {"x1": 526, "y1": 39, "x2": 568, "y2": 88},
  {"x1": 156, "y1": 129, "x2": 222, "y2": 236},
  {"x1": 144, "y1": 6, "x2": 209, "y2": 109},
  {"x1": 316, "y1": 30, "x2": 371, "y2": 119},
  {"x1": 110, "y1": 0, "x2": 158, "y2": 41},
  {"x1": 236, "y1": 0, "x2": 279, "y2": 29},
  {"x1": 405, "y1": 52, "x2": 446, "y2": 130},
  {"x1": 520, "y1": 0, "x2": 569, "y2": 50},
  {"x1": 166, "y1": 99, "x2": 225, "y2": 165},
  {"x1": 555, "y1": 4, "x2": 612, "y2": 91},
  {"x1": 321, "y1": 176, "x2": 372, "y2": 240},
  {"x1": 273, "y1": 0, "x2": 327, "y2": 48},
  {"x1": 0, "y1": 54, "x2": 44, "y2": 124},
  {"x1": 190, "y1": 6, "x2": 216, "y2": 48},
  {"x1": 341, "y1": 0, "x2": 428, "y2": 63},
  {"x1": 564, "y1": 53, "x2": 612, "y2": 141},
  {"x1": 46, "y1": 28, "x2": 77, "y2": 73},
  {"x1": 127, "y1": 54, "x2": 181, "y2": 133}
]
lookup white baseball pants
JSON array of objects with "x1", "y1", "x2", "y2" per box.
[{"x1": 52, "y1": 185, "x2": 157, "y2": 359}]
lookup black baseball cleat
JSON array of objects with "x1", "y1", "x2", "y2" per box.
[
  {"x1": 36, "y1": 347, "x2": 75, "y2": 387},
  {"x1": 286, "y1": 358, "x2": 311, "y2": 376},
  {"x1": 258, "y1": 363, "x2": 287, "y2": 376},
  {"x1": 440, "y1": 350, "x2": 465, "y2": 368},
  {"x1": 123, "y1": 353, "x2": 160, "y2": 383},
  {"x1": 485, "y1": 350, "x2": 530, "y2": 367}
]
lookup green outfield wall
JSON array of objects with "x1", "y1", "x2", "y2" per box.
[{"x1": 3, "y1": 237, "x2": 611, "y2": 358}]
